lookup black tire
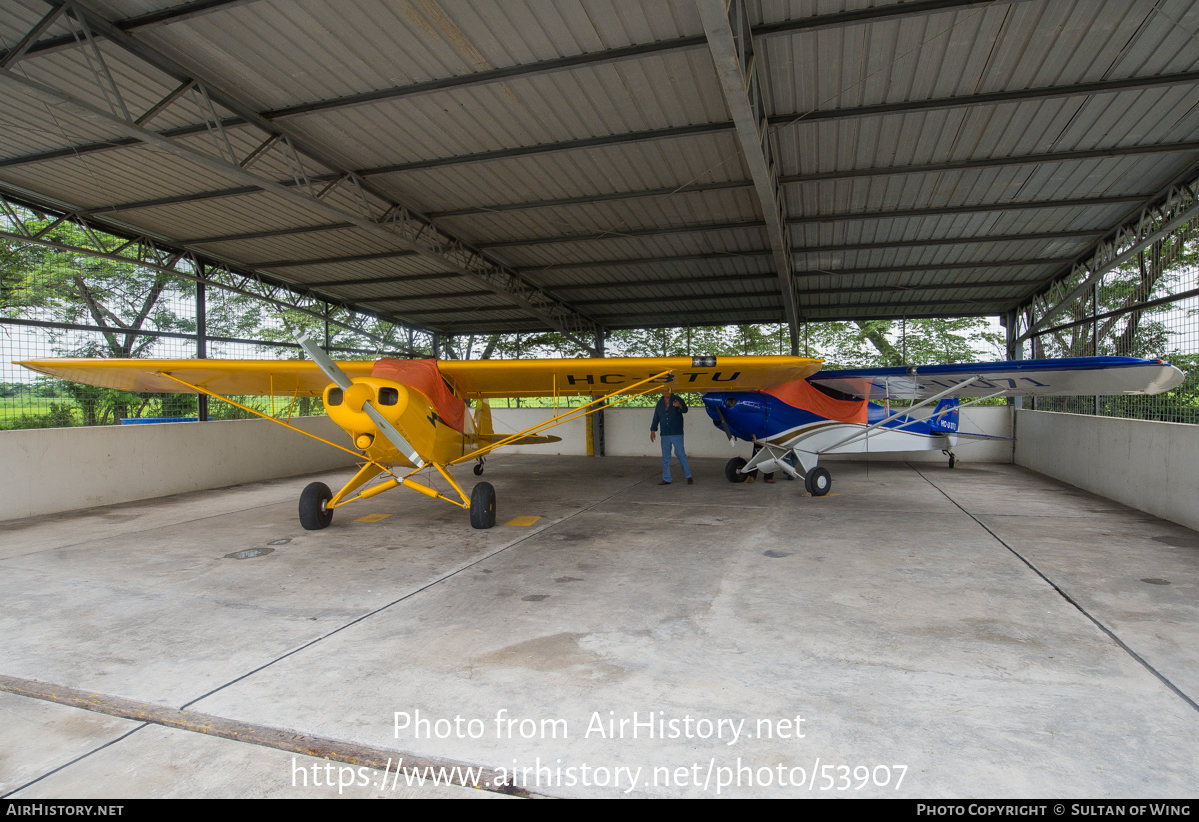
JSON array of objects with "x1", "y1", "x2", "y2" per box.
[
  {"x1": 948, "y1": 454, "x2": 956, "y2": 469},
  {"x1": 299, "y1": 482, "x2": 334, "y2": 530},
  {"x1": 470, "y1": 481, "x2": 497, "y2": 529},
  {"x1": 805, "y1": 466, "x2": 832, "y2": 497},
  {"x1": 725, "y1": 456, "x2": 749, "y2": 483},
  {"x1": 473, "y1": 462, "x2": 485, "y2": 476}
]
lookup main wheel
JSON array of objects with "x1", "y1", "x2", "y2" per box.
[
  {"x1": 948, "y1": 453, "x2": 956, "y2": 469},
  {"x1": 473, "y1": 462, "x2": 485, "y2": 476},
  {"x1": 805, "y1": 466, "x2": 832, "y2": 497},
  {"x1": 470, "y1": 481, "x2": 497, "y2": 529},
  {"x1": 725, "y1": 456, "x2": 749, "y2": 483},
  {"x1": 299, "y1": 482, "x2": 334, "y2": 530}
]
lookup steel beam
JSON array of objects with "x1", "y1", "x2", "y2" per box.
[
  {"x1": 425, "y1": 144, "x2": 1196, "y2": 220},
  {"x1": 66, "y1": 141, "x2": 1199, "y2": 222},
  {"x1": 12, "y1": 0, "x2": 600, "y2": 351},
  {"x1": 477, "y1": 220, "x2": 764, "y2": 250},
  {"x1": 250, "y1": 0, "x2": 1025, "y2": 120},
  {"x1": 589, "y1": 298, "x2": 1012, "y2": 319},
  {"x1": 490, "y1": 225, "x2": 1100, "y2": 254},
  {"x1": 779, "y1": 141, "x2": 1199, "y2": 186},
  {"x1": 561, "y1": 280, "x2": 1043, "y2": 306},
  {"x1": 352, "y1": 70, "x2": 1199, "y2": 178},
  {"x1": 793, "y1": 230, "x2": 1103, "y2": 254},
  {"x1": 4, "y1": 7, "x2": 1194, "y2": 183},
  {"x1": 301, "y1": 272, "x2": 457, "y2": 288},
  {"x1": 471, "y1": 196, "x2": 1140, "y2": 251},
  {"x1": 353, "y1": 289, "x2": 496, "y2": 305},
  {"x1": 0, "y1": 0, "x2": 255, "y2": 65},
  {"x1": 426, "y1": 180, "x2": 754, "y2": 219},
  {"x1": 539, "y1": 258, "x2": 1069, "y2": 292},
  {"x1": 252, "y1": 250, "x2": 420, "y2": 269},
  {"x1": 178, "y1": 223, "x2": 356, "y2": 244},
  {"x1": 787, "y1": 196, "x2": 1145, "y2": 225},
  {"x1": 698, "y1": 0, "x2": 798, "y2": 351},
  {"x1": 1015, "y1": 168, "x2": 1199, "y2": 344}
]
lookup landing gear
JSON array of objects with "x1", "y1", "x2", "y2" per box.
[
  {"x1": 299, "y1": 482, "x2": 334, "y2": 530},
  {"x1": 943, "y1": 449, "x2": 956, "y2": 469},
  {"x1": 804, "y1": 466, "x2": 831, "y2": 497},
  {"x1": 725, "y1": 456, "x2": 749, "y2": 483},
  {"x1": 470, "y1": 481, "x2": 496, "y2": 529},
  {"x1": 473, "y1": 461, "x2": 485, "y2": 476}
]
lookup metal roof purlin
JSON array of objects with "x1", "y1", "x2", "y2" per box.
[
  {"x1": 698, "y1": 0, "x2": 799, "y2": 354},
  {"x1": 23, "y1": 0, "x2": 601, "y2": 353}
]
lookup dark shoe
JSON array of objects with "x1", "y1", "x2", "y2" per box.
[
  {"x1": 686, "y1": 477, "x2": 693, "y2": 485},
  {"x1": 658, "y1": 480, "x2": 671, "y2": 485}
]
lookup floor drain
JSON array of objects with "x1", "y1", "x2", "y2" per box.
[
  {"x1": 1140, "y1": 578, "x2": 1171, "y2": 585},
  {"x1": 225, "y1": 547, "x2": 275, "y2": 560}
]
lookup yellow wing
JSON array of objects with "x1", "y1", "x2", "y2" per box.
[
  {"x1": 17, "y1": 354, "x2": 823, "y2": 398},
  {"x1": 438, "y1": 355, "x2": 823, "y2": 398},
  {"x1": 15, "y1": 358, "x2": 374, "y2": 396}
]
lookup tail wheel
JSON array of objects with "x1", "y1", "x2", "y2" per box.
[
  {"x1": 805, "y1": 467, "x2": 832, "y2": 497},
  {"x1": 725, "y1": 456, "x2": 749, "y2": 483},
  {"x1": 473, "y1": 462, "x2": 485, "y2": 476},
  {"x1": 948, "y1": 454, "x2": 957, "y2": 469},
  {"x1": 470, "y1": 481, "x2": 497, "y2": 529},
  {"x1": 299, "y1": 482, "x2": 334, "y2": 530}
]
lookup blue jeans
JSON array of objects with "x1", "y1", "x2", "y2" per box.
[{"x1": 660, "y1": 434, "x2": 691, "y2": 482}]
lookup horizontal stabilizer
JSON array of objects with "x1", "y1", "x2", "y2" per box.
[{"x1": 808, "y1": 357, "x2": 1185, "y2": 400}]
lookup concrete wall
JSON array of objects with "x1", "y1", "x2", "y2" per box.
[
  {"x1": 0, "y1": 416, "x2": 358, "y2": 521},
  {"x1": 1015, "y1": 410, "x2": 1199, "y2": 532},
  {"x1": 0, "y1": 404, "x2": 1015, "y2": 522},
  {"x1": 493, "y1": 405, "x2": 1013, "y2": 463}
]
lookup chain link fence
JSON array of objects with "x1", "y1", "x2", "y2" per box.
[{"x1": 1016, "y1": 216, "x2": 1199, "y2": 424}]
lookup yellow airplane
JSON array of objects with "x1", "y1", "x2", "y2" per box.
[{"x1": 19, "y1": 337, "x2": 821, "y2": 530}]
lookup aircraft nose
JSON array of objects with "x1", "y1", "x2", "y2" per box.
[{"x1": 343, "y1": 382, "x2": 374, "y2": 412}]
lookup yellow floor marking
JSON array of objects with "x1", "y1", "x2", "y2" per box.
[
  {"x1": 355, "y1": 513, "x2": 392, "y2": 523},
  {"x1": 505, "y1": 516, "x2": 542, "y2": 527}
]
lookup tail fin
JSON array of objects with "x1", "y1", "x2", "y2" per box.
[
  {"x1": 928, "y1": 398, "x2": 959, "y2": 433},
  {"x1": 473, "y1": 400, "x2": 493, "y2": 439}
]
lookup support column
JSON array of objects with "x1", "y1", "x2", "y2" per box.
[
  {"x1": 1093, "y1": 281, "x2": 1100, "y2": 415},
  {"x1": 431, "y1": 333, "x2": 441, "y2": 358},
  {"x1": 591, "y1": 328, "x2": 605, "y2": 457},
  {"x1": 196, "y1": 278, "x2": 208, "y2": 421}
]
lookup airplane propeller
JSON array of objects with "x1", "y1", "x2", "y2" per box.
[{"x1": 294, "y1": 333, "x2": 423, "y2": 468}]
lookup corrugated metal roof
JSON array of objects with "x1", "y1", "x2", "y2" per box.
[{"x1": 2, "y1": 0, "x2": 1198, "y2": 334}]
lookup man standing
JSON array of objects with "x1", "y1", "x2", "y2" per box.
[{"x1": 650, "y1": 386, "x2": 692, "y2": 485}]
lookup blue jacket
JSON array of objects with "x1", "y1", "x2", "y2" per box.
[{"x1": 651, "y1": 395, "x2": 688, "y2": 437}]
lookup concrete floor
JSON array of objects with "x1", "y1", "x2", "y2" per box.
[{"x1": 1, "y1": 456, "x2": 1197, "y2": 798}]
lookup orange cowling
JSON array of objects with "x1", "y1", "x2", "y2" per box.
[
  {"x1": 762, "y1": 378, "x2": 869, "y2": 424},
  {"x1": 371, "y1": 358, "x2": 466, "y2": 432}
]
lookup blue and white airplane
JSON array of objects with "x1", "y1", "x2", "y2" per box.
[{"x1": 702, "y1": 356, "x2": 1186, "y2": 496}]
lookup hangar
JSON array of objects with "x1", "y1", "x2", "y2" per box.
[{"x1": 1, "y1": 0, "x2": 1197, "y2": 798}]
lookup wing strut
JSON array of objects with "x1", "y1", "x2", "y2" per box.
[{"x1": 817, "y1": 375, "x2": 981, "y2": 454}]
